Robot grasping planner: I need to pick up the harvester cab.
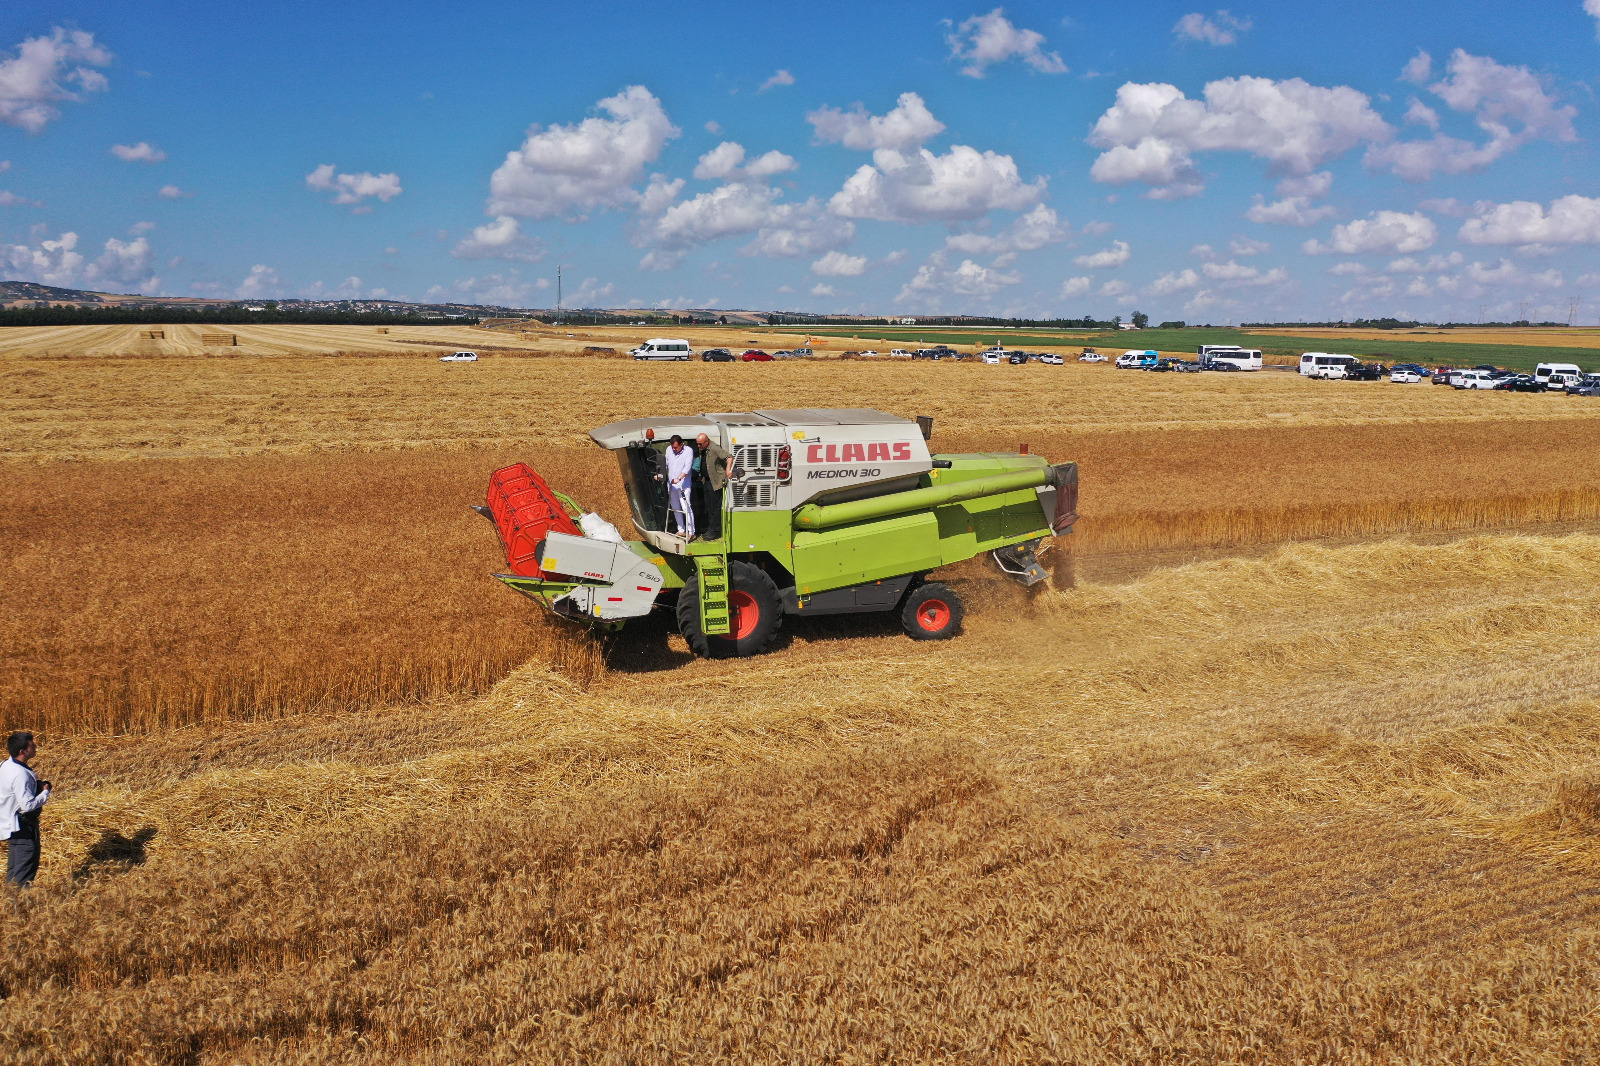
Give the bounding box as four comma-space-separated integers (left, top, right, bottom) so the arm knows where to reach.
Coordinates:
477, 409, 1077, 658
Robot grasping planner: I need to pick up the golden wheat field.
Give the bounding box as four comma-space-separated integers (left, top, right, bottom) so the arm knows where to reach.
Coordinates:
5, 328, 1600, 1063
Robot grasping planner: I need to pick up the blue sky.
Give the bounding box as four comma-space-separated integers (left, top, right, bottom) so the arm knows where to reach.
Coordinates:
5, 1, 1600, 322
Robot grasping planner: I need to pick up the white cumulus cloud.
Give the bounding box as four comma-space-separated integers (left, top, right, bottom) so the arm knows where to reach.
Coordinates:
693, 141, 797, 181
85, 235, 156, 288
1246, 170, 1337, 226
1302, 210, 1437, 255
1457, 194, 1600, 247
0, 28, 112, 133
157, 184, 192, 200
111, 141, 165, 163
1366, 50, 1576, 180
426, 272, 554, 307
0, 230, 83, 285
807, 92, 945, 151
1201, 259, 1288, 286
1088, 77, 1390, 198
944, 203, 1068, 255
487, 85, 678, 219
829, 144, 1046, 223
236, 264, 283, 300
759, 69, 795, 92
898, 252, 1021, 304
1060, 276, 1093, 298
1147, 268, 1201, 295
946, 8, 1066, 78
1073, 240, 1130, 268
1172, 11, 1250, 45
306, 164, 402, 208
811, 250, 868, 276
452, 215, 545, 261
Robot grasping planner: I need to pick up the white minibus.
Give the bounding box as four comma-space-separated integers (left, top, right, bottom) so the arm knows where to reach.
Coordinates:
1536, 362, 1584, 390
630, 338, 694, 361
1198, 344, 1263, 371
1299, 353, 1358, 379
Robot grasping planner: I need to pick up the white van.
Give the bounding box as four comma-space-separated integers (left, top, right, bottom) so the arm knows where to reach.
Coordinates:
630, 338, 693, 361
1454, 369, 1499, 390
1198, 344, 1263, 371
1299, 353, 1358, 379
1536, 362, 1584, 390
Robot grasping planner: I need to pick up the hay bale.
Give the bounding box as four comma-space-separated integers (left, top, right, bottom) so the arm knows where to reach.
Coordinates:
200, 333, 237, 346
143, 329, 164, 340
581, 346, 619, 357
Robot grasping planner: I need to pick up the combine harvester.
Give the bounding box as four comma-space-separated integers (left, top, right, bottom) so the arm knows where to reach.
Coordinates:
475, 409, 1077, 658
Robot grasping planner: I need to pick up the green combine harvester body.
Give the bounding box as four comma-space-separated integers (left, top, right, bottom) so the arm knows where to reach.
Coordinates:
480, 409, 1076, 657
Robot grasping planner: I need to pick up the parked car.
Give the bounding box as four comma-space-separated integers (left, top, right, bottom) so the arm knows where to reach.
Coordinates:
1567, 373, 1600, 396
889, 348, 912, 358
1341, 362, 1386, 381
1390, 367, 1424, 383
741, 349, 772, 361
913, 348, 939, 360
1172, 359, 1204, 373
788, 347, 815, 358
1431, 366, 1455, 384
1008, 351, 1029, 365
1204, 360, 1241, 372
1039, 352, 1063, 365
858, 349, 879, 357
1145, 358, 1176, 372
631, 338, 694, 361
981, 350, 1002, 365
1496, 374, 1548, 392
701, 347, 735, 362
1078, 350, 1108, 363
440, 350, 478, 362
1115, 350, 1159, 369
1454, 369, 1499, 390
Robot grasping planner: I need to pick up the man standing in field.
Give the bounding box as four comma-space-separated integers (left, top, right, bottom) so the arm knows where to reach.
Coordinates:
1, 732, 50, 887
693, 431, 733, 542
664, 434, 695, 539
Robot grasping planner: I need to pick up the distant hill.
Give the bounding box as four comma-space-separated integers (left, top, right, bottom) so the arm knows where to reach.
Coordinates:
0, 281, 129, 305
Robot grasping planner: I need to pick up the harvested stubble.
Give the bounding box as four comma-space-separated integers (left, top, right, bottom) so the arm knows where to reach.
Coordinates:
9, 351, 1600, 461
8, 534, 1600, 1061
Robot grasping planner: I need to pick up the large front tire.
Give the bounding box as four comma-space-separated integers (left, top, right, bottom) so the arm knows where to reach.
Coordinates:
901, 582, 964, 641
677, 560, 783, 658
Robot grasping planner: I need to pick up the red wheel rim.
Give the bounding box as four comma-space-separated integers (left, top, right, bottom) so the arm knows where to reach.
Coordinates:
729, 589, 760, 640
917, 598, 951, 632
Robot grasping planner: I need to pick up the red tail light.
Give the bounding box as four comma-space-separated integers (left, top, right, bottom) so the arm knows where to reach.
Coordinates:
776, 445, 791, 482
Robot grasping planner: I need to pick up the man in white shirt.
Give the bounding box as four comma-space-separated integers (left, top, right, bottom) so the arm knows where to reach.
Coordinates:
664, 435, 695, 538
1, 731, 50, 887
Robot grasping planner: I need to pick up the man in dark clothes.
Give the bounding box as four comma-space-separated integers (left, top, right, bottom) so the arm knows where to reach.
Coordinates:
693, 432, 734, 541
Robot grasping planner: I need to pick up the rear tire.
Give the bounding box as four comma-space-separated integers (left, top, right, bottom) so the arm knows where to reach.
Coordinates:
677, 560, 783, 659
901, 582, 963, 641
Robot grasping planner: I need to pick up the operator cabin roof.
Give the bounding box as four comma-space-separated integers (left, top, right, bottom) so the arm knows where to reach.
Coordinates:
589, 409, 916, 449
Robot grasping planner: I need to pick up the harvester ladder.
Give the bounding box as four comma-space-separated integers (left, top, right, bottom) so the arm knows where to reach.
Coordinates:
696, 554, 731, 635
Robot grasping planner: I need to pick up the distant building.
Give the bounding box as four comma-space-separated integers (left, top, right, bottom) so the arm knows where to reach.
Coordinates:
1118, 322, 1140, 330
896, 317, 916, 325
